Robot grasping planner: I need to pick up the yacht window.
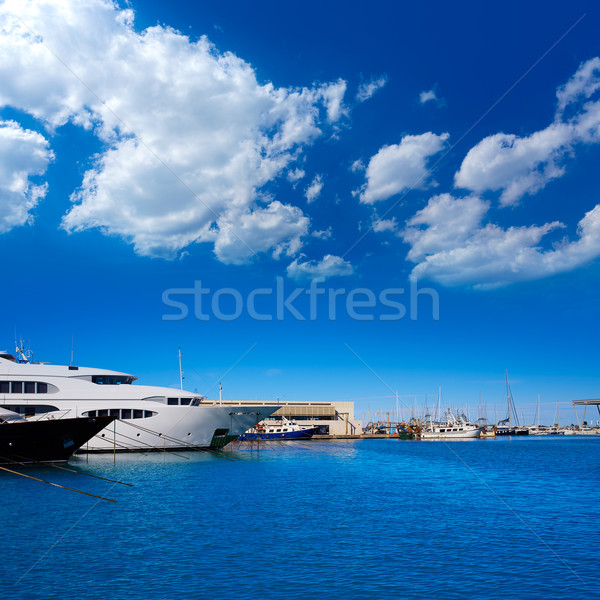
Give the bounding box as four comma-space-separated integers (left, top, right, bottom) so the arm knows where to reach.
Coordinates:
10, 382, 23, 394
82, 409, 156, 419
37, 382, 48, 394
276, 428, 282, 432
0, 382, 8, 393
5, 404, 60, 415
91, 375, 134, 385
24, 382, 36, 394
167, 398, 178, 405
180, 398, 191, 406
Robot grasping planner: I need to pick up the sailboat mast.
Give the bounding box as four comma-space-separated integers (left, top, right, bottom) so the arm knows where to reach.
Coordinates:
505, 369, 511, 428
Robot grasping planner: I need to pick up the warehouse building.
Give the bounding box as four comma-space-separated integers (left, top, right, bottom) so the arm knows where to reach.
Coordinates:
206, 399, 362, 436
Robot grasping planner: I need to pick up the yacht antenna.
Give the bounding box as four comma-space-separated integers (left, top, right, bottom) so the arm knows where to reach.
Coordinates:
15, 338, 31, 364
219, 382, 223, 406
178, 347, 184, 390
70, 334, 74, 366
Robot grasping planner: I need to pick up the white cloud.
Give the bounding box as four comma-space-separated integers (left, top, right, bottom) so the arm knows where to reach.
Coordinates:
455, 58, 600, 206
319, 79, 348, 123
402, 194, 600, 288
311, 227, 332, 240
213, 201, 309, 265
304, 174, 323, 203
287, 168, 305, 184
372, 217, 398, 233
556, 57, 600, 115
350, 159, 365, 173
356, 75, 387, 103
286, 254, 354, 281
358, 132, 449, 204
454, 125, 572, 206
419, 89, 437, 104
0, 0, 348, 262
0, 120, 53, 232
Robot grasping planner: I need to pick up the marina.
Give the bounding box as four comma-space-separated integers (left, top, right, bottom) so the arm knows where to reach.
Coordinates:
1, 436, 598, 600
2, 0, 600, 598
0, 347, 278, 452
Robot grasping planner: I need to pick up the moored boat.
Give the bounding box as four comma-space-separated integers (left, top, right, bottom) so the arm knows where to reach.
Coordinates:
0, 408, 115, 464
420, 410, 483, 439
238, 417, 317, 441
0, 346, 278, 452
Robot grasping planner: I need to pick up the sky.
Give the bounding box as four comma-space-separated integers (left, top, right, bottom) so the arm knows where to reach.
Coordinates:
1, 0, 600, 426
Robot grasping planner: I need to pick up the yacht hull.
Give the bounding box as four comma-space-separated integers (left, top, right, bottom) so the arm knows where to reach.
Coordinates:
69, 404, 278, 452
0, 416, 115, 464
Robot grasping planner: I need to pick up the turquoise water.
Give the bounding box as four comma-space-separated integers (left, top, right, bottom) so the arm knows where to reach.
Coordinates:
1, 437, 599, 599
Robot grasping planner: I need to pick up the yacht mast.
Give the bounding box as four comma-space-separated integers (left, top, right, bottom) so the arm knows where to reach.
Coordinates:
178, 347, 183, 390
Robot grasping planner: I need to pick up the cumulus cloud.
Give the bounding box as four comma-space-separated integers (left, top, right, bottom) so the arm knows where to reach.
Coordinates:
358, 132, 449, 204
372, 217, 398, 233
455, 58, 600, 206
311, 227, 332, 240
356, 75, 387, 103
213, 201, 309, 265
0, 120, 53, 232
304, 174, 323, 203
287, 168, 305, 185
286, 254, 354, 281
402, 194, 600, 288
0, 0, 348, 261
556, 57, 600, 116
321, 80, 348, 123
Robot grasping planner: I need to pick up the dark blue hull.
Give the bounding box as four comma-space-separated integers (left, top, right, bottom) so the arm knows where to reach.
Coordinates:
238, 427, 317, 441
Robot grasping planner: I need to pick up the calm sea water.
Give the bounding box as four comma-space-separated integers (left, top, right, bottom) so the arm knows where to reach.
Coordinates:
1, 436, 599, 599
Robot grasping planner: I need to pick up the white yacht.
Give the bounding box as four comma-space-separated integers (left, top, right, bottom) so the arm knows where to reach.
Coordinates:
0, 348, 278, 452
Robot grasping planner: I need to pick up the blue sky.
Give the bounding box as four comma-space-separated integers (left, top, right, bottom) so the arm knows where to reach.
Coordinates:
1, 0, 599, 425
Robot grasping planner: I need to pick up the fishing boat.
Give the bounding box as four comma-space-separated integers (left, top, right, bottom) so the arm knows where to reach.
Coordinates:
0, 407, 115, 464
420, 409, 483, 439
0, 346, 278, 452
238, 417, 318, 441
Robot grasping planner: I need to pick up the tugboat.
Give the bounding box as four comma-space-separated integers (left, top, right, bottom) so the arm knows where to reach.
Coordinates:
0, 407, 115, 464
